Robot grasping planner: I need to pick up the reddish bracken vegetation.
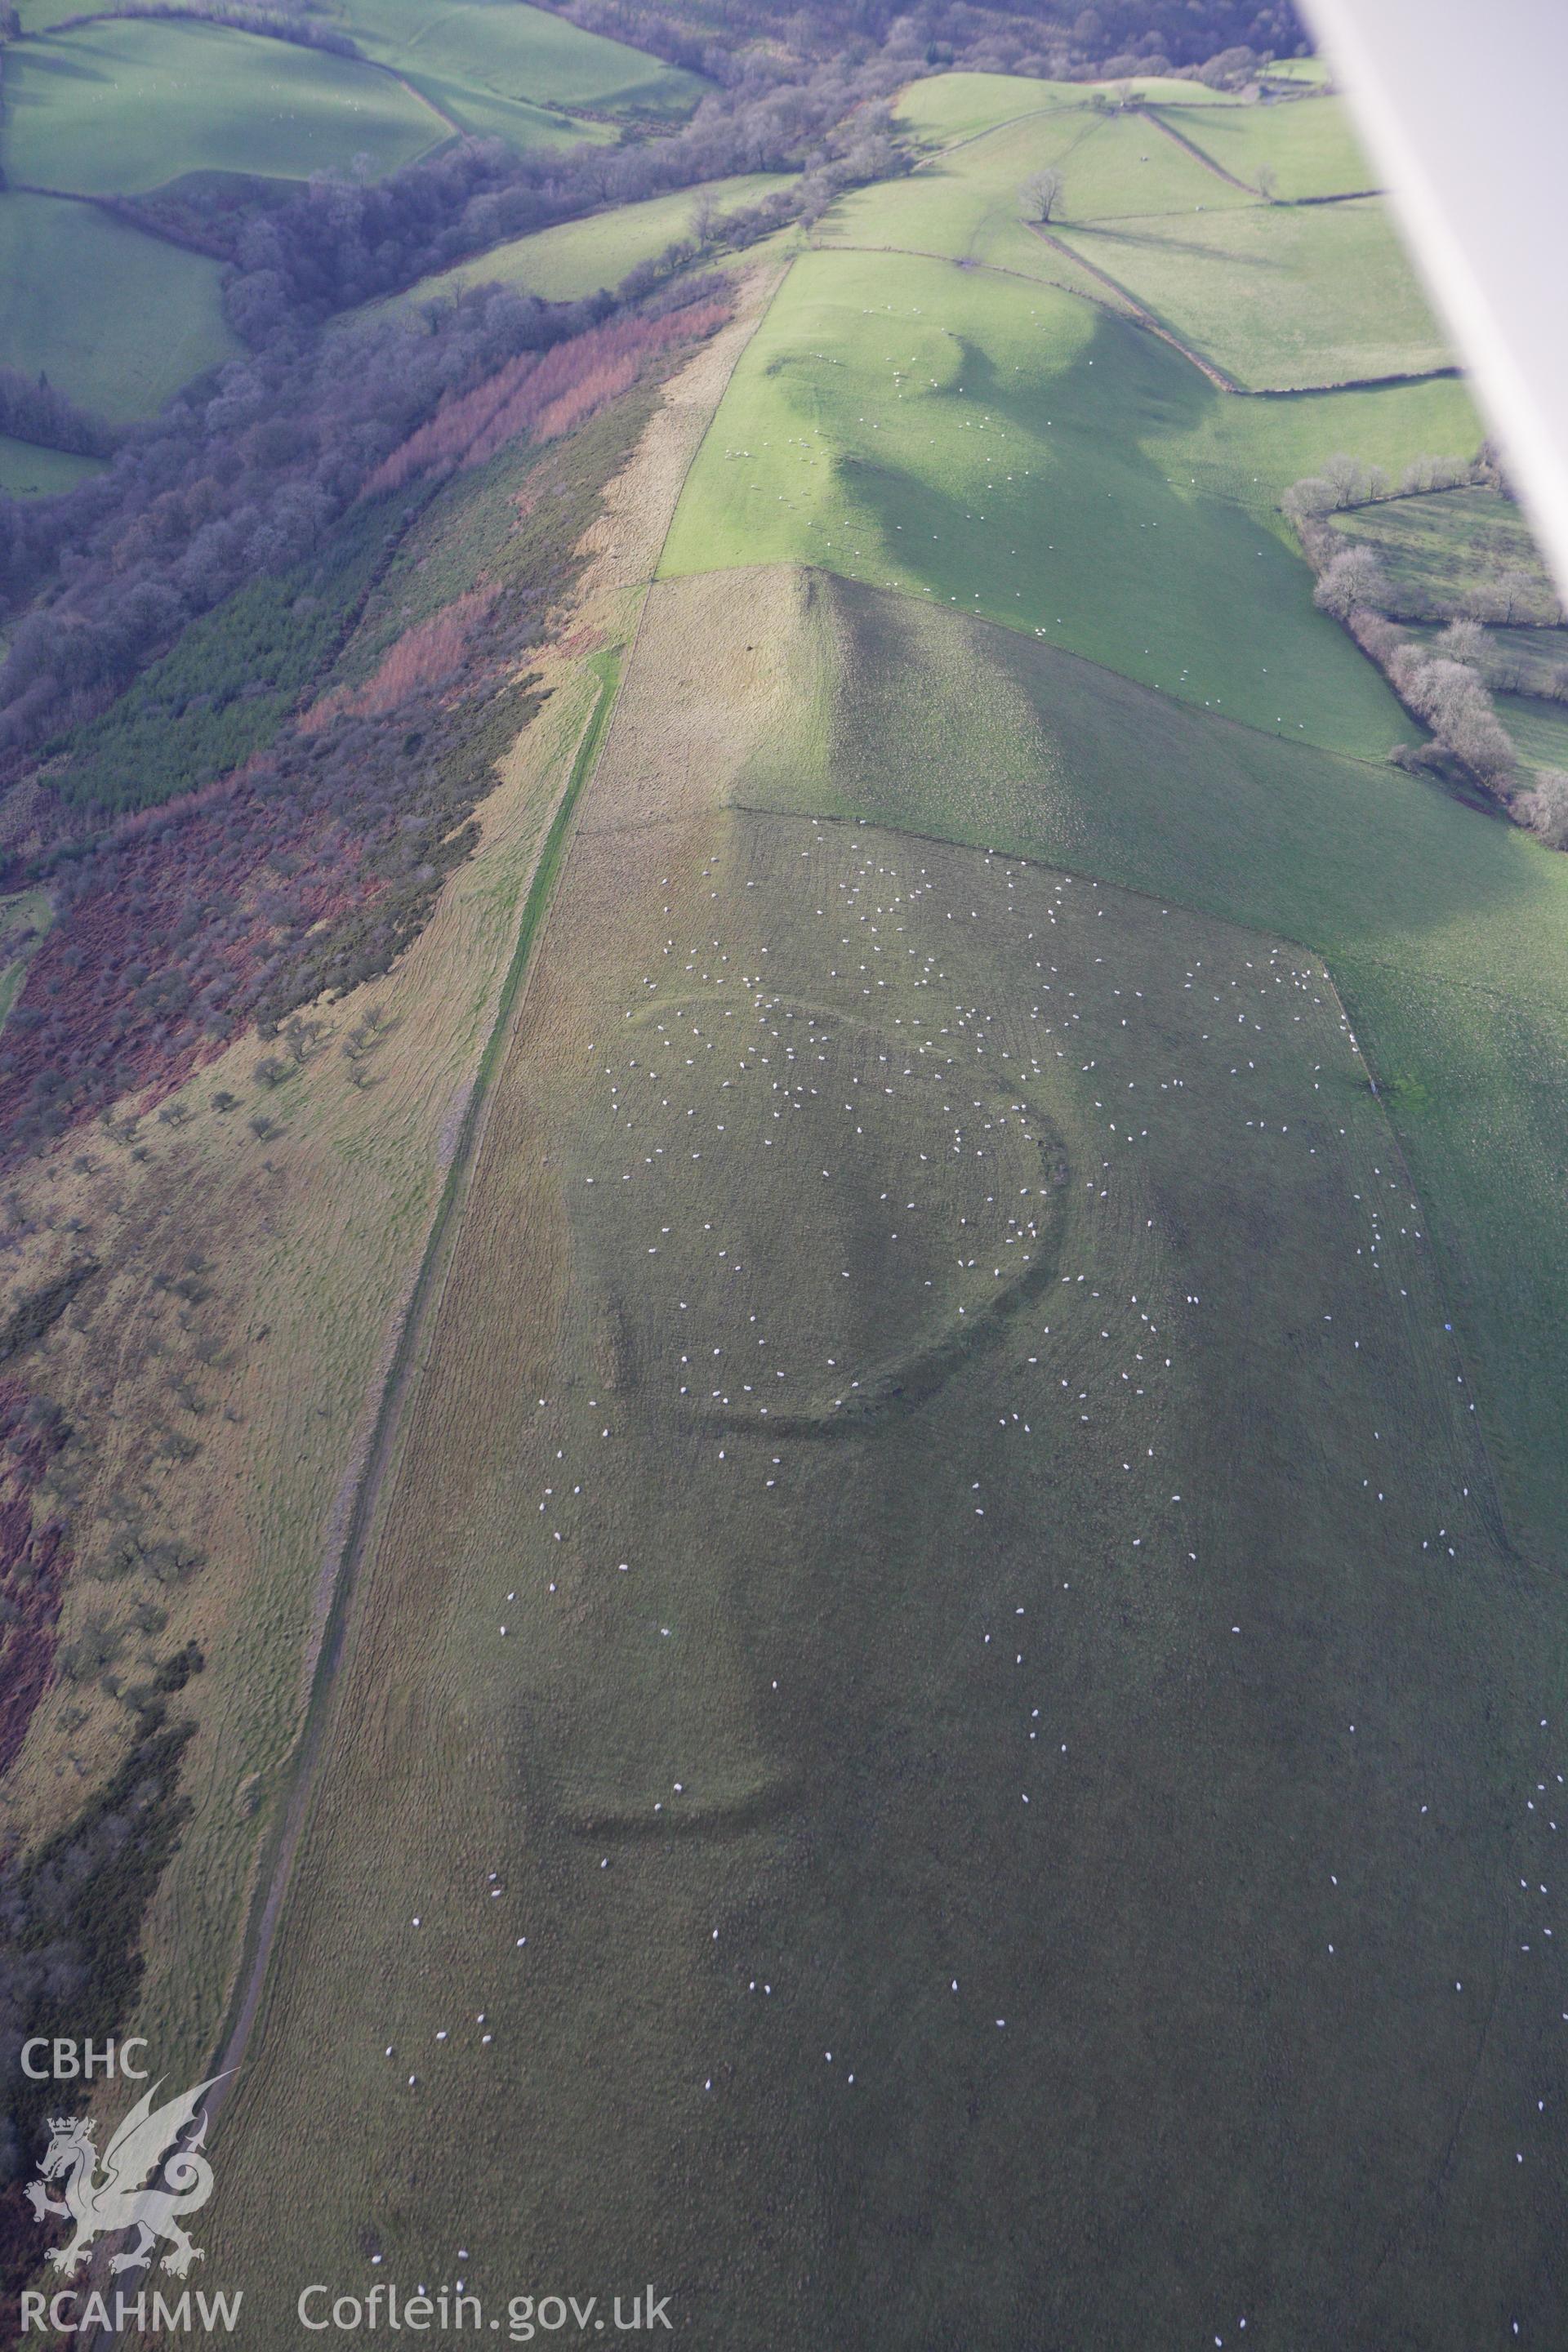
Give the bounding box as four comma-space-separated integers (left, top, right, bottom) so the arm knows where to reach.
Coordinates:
301, 586, 500, 733
362, 300, 731, 497
0, 772, 381, 1145
0, 1379, 73, 1775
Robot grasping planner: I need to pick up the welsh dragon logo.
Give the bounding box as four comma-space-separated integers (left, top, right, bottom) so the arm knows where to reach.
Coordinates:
24, 2075, 224, 2278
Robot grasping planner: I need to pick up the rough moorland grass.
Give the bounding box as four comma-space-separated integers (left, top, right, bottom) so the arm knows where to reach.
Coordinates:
1331, 486, 1557, 617
1155, 94, 1378, 200
374, 174, 794, 315
0, 190, 239, 419
2, 20, 444, 196
1054, 196, 1449, 390
677, 562, 1568, 1569
0, 430, 103, 499
660, 247, 1477, 758
203, 768, 1548, 2350
328, 0, 708, 117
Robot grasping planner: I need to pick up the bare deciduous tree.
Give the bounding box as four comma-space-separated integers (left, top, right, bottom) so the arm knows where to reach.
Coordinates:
1435, 618, 1489, 668
1022, 167, 1064, 224
1520, 768, 1568, 848
1312, 546, 1390, 620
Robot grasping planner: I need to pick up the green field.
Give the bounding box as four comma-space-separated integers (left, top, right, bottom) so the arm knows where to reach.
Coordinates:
670, 562, 1568, 1572
378, 174, 795, 314
818, 98, 1253, 297
1470, 622, 1568, 693
2, 20, 447, 196
1155, 94, 1378, 200
0, 431, 102, 498
1496, 689, 1568, 773
327, 0, 706, 125
891, 70, 1246, 152
860, 78, 1433, 394
661, 246, 1477, 759
1331, 485, 1558, 620
203, 609, 1553, 2339
1263, 55, 1334, 84
0, 190, 240, 419
1056, 195, 1449, 389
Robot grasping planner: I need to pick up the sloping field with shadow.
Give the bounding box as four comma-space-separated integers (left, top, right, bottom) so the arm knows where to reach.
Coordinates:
201, 560, 1562, 2347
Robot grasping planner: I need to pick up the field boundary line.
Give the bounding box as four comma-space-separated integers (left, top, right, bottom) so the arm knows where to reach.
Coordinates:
1023, 222, 1242, 390
1146, 101, 1383, 207
201, 653, 619, 2126
812, 231, 1454, 399
1145, 105, 1259, 194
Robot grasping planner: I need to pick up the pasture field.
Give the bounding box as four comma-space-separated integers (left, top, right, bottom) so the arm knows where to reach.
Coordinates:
1495, 690, 1568, 773
379, 174, 794, 313
1264, 55, 1335, 84
1407, 621, 1568, 700
1330, 485, 1559, 619
817, 100, 1251, 295
0, 432, 101, 498
1472, 623, 1568, 693
0, 190, 239, 419
1056, 195, 1450, 389
203, 629, 1557, 2341
661, 562, 1568, 1567
1154, 94, 1378, 200
359, 72, 612, 150
660, 246, 1479, 759
328, 0, 708, 118
2, 20, 444, 197
891, 70, 1246, 151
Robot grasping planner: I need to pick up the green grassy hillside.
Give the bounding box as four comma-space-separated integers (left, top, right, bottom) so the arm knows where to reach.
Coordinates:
693, 564, 1568, 1569
817, 100, 1250, 292
837, 76, 1434, 392
376, 174, 795, 313
207, 757, 1552, 2347
327, 0, 709, 118
2, 20, 446, 196
0, 189, 240, 419
1056, 196, 1449, 389
0, 431, 103, 498
1155, 94, 1378, 199
890, 70, 1246, 151
661, 247, 1476, 758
